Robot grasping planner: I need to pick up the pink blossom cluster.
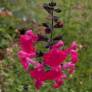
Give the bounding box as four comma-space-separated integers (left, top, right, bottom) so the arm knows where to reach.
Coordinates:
18, 30, 78, 89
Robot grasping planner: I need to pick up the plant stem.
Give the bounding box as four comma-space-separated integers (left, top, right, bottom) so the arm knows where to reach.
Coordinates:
50, 0, 54, 43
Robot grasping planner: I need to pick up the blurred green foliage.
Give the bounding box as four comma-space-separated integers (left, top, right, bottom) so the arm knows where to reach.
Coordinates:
0, 0, 92, 92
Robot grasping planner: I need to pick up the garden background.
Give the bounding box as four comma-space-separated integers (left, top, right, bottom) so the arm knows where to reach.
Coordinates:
0, 0, 92, 92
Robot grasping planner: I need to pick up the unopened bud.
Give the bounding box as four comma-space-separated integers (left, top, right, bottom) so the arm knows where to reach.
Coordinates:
49, 2, 56, 7
55, 8, 61, 13
54, 21, 64, 28
45, 27, 52, 34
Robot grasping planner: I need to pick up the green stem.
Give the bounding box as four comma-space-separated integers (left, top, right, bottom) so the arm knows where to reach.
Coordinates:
50, 1, 54, 44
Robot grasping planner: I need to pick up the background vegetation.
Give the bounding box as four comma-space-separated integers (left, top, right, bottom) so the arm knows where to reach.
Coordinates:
0, 0, 92, 92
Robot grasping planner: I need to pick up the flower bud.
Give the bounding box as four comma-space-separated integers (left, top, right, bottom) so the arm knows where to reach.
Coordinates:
42, 23, 49, 27
37, 34, 48, 41
17, 28, 27, 34
45, 45, 50, 48
45, 27, 52, 34
23, 84, 28, 91
43, 3, 53, 14
53, 35, 63, 40
36, 51, 44, 57
55, 8, 61, 13
0, 49, 4, 60
49, 2, 56, 7
42, 23, 52, 34
54, 21, 64, 28
53, 16, 59, 22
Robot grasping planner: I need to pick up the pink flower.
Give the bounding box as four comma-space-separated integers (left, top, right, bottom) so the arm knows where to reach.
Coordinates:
29, 66, 46, 89
18, 50, 37, 70
70, 50, 78, 64
70, 41, 78, 50
63, 62, 75, 70
35, 80, 44, 89
29, 65, 65, 89
26, 30, 38, 43
68, 66, 75, 74
63, 62, 75, 74
43, 49, 67, 67
19, 30, 38, 53
19, 35, 36, 53
45, 68, 61, 80
18, 51, 30, 70
53, 79, 64, 88
52, 40, 64, 49
29, 66, 46, 81
18, 29, 79, 89
64, 41, 78, 54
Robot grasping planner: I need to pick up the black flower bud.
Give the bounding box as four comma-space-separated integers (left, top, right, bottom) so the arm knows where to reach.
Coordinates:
45, 45, 49, 48
42, 23, 49, 27
53, 35, 63, 40
45, 27, 52, 34
43, 3, 54, 14
37, 34, 48, 41
0, 49, 4, 60
8, 26, 14, 30
53, 16, 59, 22
42, 23, 52, 34
36, 51, 44, 57
45, 41, 55, 48
23, 84, 28, 92
49, 2, 56, 7
54, 21, 64, 28
55, 8, 61, 13
16, 28, 27, 34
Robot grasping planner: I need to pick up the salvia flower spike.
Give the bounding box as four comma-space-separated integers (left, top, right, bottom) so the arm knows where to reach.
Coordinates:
18, 0, 79, 90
